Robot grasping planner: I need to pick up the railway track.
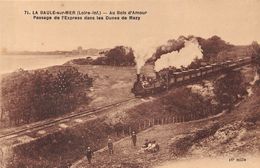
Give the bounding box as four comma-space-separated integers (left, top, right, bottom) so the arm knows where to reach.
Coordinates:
0, 97, 136, 141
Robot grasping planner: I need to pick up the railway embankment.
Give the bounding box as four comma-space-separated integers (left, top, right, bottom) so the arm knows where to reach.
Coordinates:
0, 98, 142, 168
1, 60, 258, 167
72, 82, 260, 168
0, 63, 137, 167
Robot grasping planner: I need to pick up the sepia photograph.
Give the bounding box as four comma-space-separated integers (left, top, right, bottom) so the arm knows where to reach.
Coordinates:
0, 0, 260, 167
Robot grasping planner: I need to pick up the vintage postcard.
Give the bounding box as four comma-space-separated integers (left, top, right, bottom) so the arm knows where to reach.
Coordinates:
0, 0, 259, 168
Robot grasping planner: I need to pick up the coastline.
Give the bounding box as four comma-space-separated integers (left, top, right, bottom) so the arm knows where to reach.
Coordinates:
0, 54, 99, 76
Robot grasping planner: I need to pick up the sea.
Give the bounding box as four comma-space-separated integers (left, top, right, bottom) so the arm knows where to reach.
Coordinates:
0, 54, 95, 74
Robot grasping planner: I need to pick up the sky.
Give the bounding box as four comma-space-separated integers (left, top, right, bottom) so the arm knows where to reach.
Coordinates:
0, 0, 260, 51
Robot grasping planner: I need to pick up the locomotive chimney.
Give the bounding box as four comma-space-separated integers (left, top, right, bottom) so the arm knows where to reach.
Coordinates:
155, 72, 159, 79
136, 74, 140, 82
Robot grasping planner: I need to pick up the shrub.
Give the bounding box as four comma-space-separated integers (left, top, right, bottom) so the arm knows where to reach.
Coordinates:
1, 67, 93, 126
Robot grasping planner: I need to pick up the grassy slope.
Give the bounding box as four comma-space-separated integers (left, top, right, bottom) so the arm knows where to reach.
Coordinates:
70, 64, 136, 107
72, 82, 260, 168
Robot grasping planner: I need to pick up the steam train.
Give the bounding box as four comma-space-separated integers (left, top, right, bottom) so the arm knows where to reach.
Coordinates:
131, 56, 256, 97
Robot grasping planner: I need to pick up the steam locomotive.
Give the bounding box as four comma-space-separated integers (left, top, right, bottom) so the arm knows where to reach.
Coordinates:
131, 56, 255, 97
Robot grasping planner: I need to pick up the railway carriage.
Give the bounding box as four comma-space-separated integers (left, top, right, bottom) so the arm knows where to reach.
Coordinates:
190, 69, 198, 78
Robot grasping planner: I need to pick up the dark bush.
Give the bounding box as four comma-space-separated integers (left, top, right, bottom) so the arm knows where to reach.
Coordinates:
214, 70, 247, 109
71, 46, 136, 66
72, 57, 94, 65
197, 35, 234, 61
1, 67, 93, 126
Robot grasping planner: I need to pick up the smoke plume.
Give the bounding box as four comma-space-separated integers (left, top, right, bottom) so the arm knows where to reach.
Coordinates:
132, 37, 169, 74
154, 38, 203, 72
153, 37, 186, 60
133, 47, 155, 74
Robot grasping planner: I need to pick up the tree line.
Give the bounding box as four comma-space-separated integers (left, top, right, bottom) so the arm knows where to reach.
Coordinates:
72, 46, 136, 66
72, 36, 260, 68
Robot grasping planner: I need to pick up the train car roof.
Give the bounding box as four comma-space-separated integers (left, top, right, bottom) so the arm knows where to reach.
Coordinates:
183, 70, 192, 73
173, 72, 182, 75
199, 67, 207, 70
